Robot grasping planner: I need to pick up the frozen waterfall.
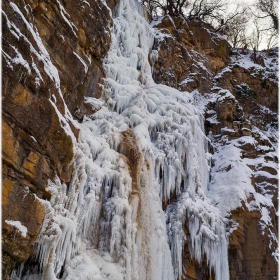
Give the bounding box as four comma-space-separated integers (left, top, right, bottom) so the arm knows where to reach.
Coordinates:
28, 0, 230, 279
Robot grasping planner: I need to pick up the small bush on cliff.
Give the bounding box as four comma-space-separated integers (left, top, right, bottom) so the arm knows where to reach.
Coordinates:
234, 83, 256, 99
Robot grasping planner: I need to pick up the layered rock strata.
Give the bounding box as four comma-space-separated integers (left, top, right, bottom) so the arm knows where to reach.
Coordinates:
2, 0, 115, 277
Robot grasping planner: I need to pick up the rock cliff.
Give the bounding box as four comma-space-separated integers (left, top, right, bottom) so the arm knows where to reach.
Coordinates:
2, 0, 114, 277
2, 0, 278, 279
152, 15, 278, 279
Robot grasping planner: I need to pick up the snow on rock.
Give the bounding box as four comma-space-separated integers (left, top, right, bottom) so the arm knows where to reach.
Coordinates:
5, 220, 28, 238
203, 75, 278, 264
73, 51, 88, 74
208, 135, 256, 213
5, 2, 77, 145
230, 48, 278, 83
56, 0, 78, 37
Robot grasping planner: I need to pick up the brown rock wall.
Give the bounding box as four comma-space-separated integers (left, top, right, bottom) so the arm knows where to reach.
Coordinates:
2, 0, 116, 277
229, 208, 278, 280
2, 160, 46, 280
152, 15, 277, 280
215, 60, 278, 117
152, 16, 230, 93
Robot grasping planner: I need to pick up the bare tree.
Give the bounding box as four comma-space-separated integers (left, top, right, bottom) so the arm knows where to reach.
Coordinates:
140, 0, 160, 16
248, 20, 263, 51
141, 0, 276, 50
186, 0, 225, 20
142, 0, 247, 25
166, 0, 190, 15
141, 0, 190, 17
266, 31, 278, 48
250, 0, 279, 49
220, 13, 250, 48
255, 0, 278, 32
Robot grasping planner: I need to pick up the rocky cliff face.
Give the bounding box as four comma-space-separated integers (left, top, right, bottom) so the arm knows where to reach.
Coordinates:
2, 1, 278, 279
2, 0, 115, 277
151, 15, 278, 280
152, 15, 230, 93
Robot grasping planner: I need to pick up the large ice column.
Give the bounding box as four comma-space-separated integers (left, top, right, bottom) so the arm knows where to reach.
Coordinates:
103, 0, 229, 279
103, 0, 175, 279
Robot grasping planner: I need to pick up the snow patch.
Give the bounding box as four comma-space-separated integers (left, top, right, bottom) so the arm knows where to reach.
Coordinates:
5, 220, 28, 238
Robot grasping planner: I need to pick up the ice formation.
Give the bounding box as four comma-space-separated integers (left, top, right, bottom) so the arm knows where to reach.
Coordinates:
22, 0, 232, 279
